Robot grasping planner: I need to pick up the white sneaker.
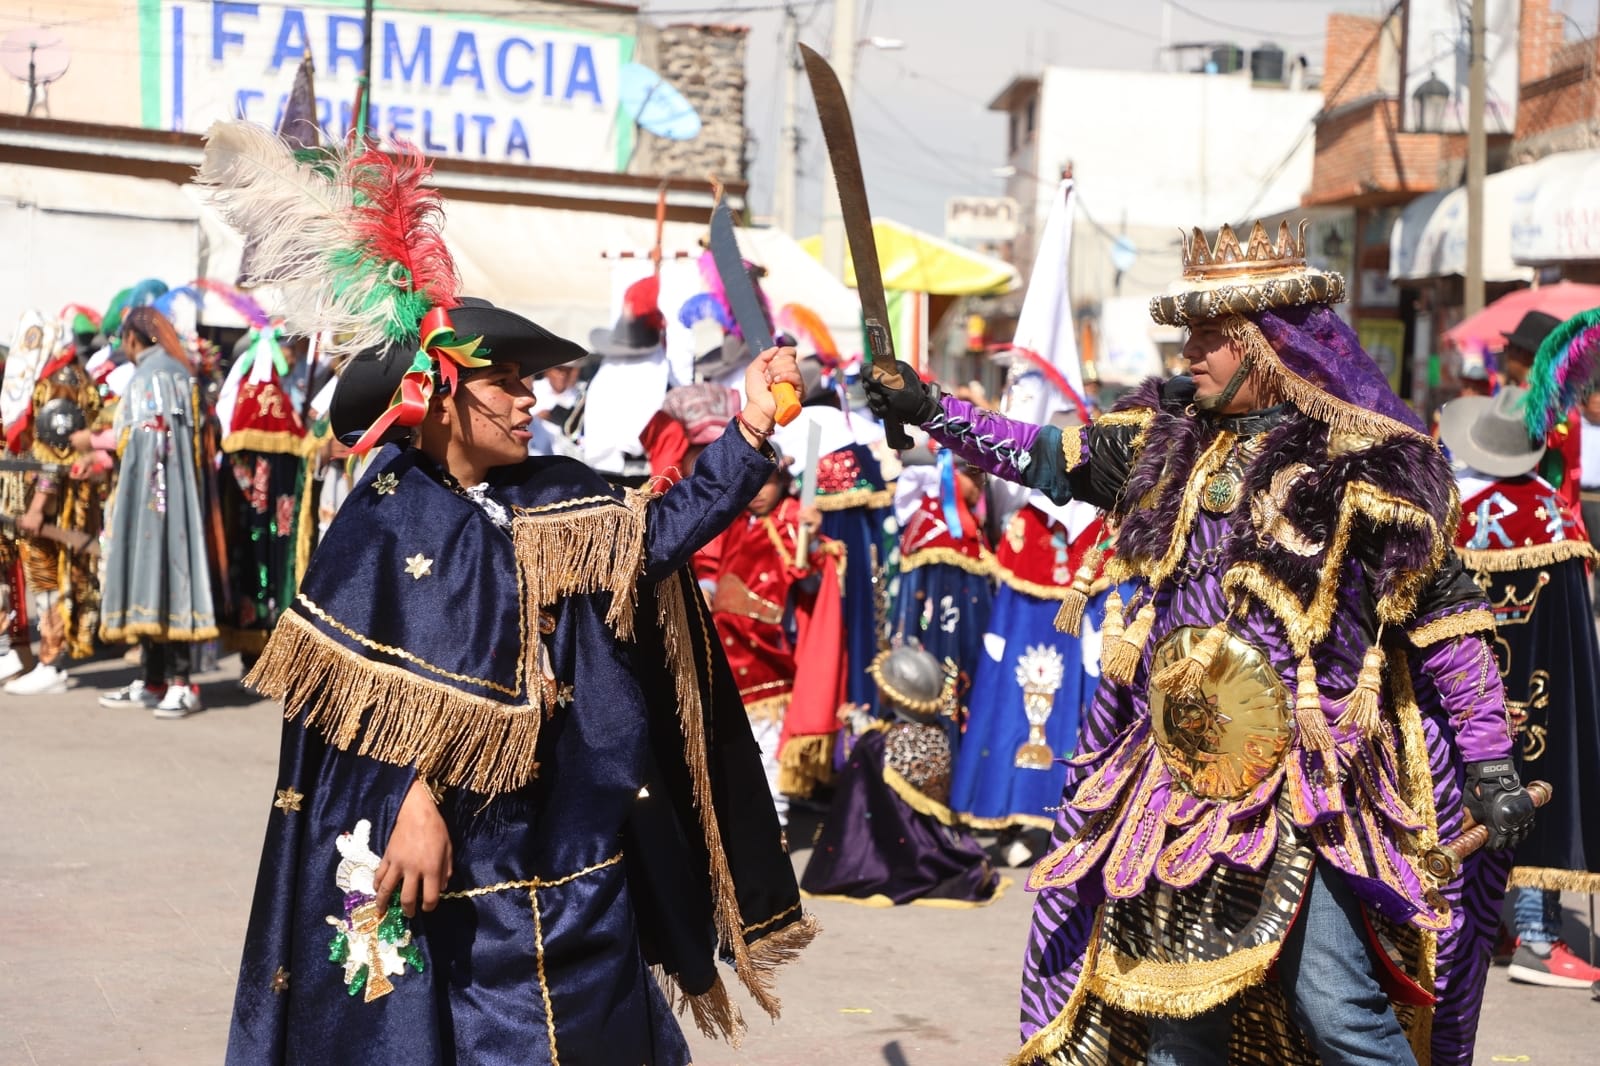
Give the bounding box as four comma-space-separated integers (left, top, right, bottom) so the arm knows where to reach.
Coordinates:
0, 649, 25, 682
4, 663, 68, 695
153, 686, 203, 719
1003, 837, 1035, 869
99, 681, 163, 709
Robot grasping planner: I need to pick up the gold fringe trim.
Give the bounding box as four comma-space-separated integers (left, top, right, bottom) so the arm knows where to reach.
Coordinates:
294, 433, 320, 587
220, 428, 308, 457
246, 611, 543, 795
746, 911, 821, 966
742, 692, 791, 723
1224, 315, 1424, 442
666, 973, 746, 1047
99, 620, 220, 642
777, 733, 834, 797
1150, 621, 1227, 699
814, 486, 894, 512
1007, 906, 1106, 1066
959, 811, 1057, 831
882, 765, 957, 826
802, 878, 1009, 909
221, 626, 270, 656
1456, 539, 1597, 573
1408, 608, 1495, 648
1224, 480, 1449, 658
1509, 866, 1600, 893
993, 567, 1075, 603
899, 545, 996, 576
1085, 938, 1282, 1020
512, 490, 650, 643
657, 576, 799, 1020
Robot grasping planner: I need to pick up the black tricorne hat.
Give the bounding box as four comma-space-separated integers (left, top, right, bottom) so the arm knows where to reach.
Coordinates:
330, 297, 585, 446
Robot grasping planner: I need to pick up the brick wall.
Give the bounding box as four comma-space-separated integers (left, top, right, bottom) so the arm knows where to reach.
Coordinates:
1308, 98, 1442, 204
1521, 0, 1565, 85
1323, 13, 1383, 109
627, 24, 748, 181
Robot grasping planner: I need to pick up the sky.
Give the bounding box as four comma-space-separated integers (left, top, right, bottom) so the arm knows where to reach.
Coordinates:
640, 0, 1600, 237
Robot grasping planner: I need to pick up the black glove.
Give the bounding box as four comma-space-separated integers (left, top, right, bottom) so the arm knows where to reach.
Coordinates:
1463, 758, 1536, 851
861, 360, 943, 427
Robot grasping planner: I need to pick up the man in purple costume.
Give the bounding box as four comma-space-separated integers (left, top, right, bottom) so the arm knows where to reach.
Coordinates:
865, 221, 1535, 1066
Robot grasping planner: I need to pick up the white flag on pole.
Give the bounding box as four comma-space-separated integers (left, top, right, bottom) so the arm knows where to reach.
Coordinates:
1003, 179, 1082, 425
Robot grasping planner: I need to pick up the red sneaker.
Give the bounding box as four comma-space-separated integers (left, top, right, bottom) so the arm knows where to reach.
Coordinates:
1507, 941, 1600, 988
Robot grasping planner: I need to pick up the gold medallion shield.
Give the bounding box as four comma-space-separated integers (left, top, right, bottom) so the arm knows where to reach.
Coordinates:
1150, 626, 1292, 800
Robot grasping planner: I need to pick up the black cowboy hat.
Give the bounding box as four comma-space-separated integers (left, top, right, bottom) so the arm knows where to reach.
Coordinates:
330, 297, 585, 446
1501, 311, 1562, 355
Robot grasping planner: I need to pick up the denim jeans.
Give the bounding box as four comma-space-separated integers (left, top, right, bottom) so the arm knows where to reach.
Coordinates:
1146, 863, 1418, 1066
1511, 887, 1563, 946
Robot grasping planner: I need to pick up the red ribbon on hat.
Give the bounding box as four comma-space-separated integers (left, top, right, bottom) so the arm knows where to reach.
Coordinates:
347, 307, 491, 455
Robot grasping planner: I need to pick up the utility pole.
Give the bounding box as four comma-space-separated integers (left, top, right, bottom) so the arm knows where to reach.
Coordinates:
1465, 0, 1486, 315
820, 0, 857, 278
775, 6, 800, 236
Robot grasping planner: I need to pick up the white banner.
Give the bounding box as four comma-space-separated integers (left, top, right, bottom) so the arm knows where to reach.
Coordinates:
1402, 0, 1519, 135
146, 1, 636, 170
1006, 180, 1081, 416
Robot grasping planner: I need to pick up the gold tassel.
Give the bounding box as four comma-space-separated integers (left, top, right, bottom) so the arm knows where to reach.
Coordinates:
1102, 602, 1155, 686
1053, 543, 1107, 636
1294, 654, 1337, 785
1096, 589, 1126, 680
1336, 644, 1386, 739
1150, 622, 1228, 699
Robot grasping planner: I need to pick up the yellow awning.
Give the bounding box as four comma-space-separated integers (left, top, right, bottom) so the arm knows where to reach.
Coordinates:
800, 217, 1021, 296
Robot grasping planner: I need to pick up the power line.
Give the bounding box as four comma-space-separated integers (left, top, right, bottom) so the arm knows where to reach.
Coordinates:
1032, 0, 1156, 41
1164, 1, 1329, 41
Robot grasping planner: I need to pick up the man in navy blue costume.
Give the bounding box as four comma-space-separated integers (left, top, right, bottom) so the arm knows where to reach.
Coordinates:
226, 297, 813, 1065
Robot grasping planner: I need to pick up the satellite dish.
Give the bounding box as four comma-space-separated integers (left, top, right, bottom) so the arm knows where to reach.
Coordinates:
618, 63, 702, 141
1, 26, 71, 116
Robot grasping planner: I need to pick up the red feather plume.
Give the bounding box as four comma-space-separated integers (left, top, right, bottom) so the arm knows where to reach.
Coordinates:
346, 142, 460, 314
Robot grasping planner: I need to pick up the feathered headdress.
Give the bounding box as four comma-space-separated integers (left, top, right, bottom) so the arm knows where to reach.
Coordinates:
695, 248, 770, 339
1525, 307, 1600, 442
197, 120, 489, 452
677, 292, 733, 332
775, 302, 838, 363
193, 278, 274, 331
103, 278, 169, 336
58, 304, 101, 338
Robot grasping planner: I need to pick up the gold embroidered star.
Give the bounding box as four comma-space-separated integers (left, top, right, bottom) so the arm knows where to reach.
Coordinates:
273, 787, 304, 813
271, 967, 290, 994
373, 472, 399, 496
404, 553, 434, 580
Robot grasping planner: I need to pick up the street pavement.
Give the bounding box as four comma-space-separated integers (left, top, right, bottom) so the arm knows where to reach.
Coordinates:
2, 650, 1596, 1065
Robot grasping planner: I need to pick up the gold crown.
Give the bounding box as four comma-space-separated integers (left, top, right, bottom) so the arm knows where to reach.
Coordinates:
1181, 220, 1309, 280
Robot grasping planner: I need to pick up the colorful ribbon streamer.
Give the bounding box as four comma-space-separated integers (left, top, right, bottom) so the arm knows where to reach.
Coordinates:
348, 307, 489, 455
937, 448, 965, 541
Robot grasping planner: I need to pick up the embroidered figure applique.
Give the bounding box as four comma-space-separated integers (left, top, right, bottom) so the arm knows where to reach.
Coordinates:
325, 820, 425, 1002
1466, 492, 1517, 550
1014, 644, 1066, 769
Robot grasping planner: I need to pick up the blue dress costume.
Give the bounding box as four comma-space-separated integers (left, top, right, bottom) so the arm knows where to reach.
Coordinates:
226, 422, 815, 1065
950, 499, 1108, 830
809, 442, 893, 717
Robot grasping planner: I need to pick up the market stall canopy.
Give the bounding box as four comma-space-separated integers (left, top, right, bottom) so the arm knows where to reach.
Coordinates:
0, 162, 240, 334
1510, 148, 1600, 264
1441, 280, 1600, 353
1390, 164, 1539, 283
799, 217, 1022, 295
